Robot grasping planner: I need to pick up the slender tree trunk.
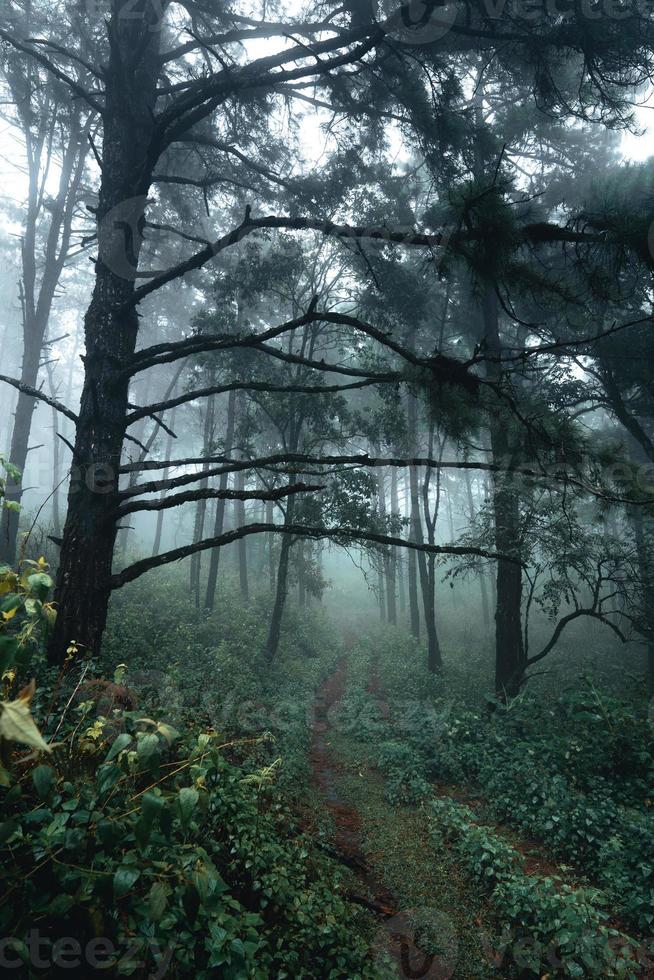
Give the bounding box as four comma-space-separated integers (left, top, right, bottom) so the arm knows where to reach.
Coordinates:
297, 540, 307, 606
45, 361, 61, 539
204, 387, 237, 609
405, 471, 420, 637
2, 316, 44, 560
377, 559, 387, 623
151, 405, 177, 557
464, 470, 491, 627
408, 396, 442, 672
119, 369, 153, 555
377, 467, 397, 625
628, 462, 654, 692
266, 499, 275, 591
1, 114, 87, 563
390, 467, 406, 616
263, 495, 295, 662
235, 468, 249, 601
190, 393, 216, 606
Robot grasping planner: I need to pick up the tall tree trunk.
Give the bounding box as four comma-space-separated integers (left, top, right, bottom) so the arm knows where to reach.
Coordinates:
262, 495, 295, 663
1, 114, 87, 563
377, 467, 397, 625
408, 396, 442, 672
266, 499, 275, 591
482, 287, 525, 696
234, 468, 249, 601
297, 540, 307, 606
204, 387, 237, 609
190, 393, 216, 606
405, 471, 420, 637
390, 466, 406, 616
151, 405, 177, 557
48, 6, 162, 664
45, 360, 61, 539
464, 470, 491, 627
631, 507, 654, 693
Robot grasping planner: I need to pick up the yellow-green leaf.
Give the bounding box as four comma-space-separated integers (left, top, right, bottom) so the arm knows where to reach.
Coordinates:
0, 681, 51, 753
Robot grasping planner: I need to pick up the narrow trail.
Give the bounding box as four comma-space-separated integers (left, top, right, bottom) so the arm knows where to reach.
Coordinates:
309, 653, 396, 917
307, 632, 493, 978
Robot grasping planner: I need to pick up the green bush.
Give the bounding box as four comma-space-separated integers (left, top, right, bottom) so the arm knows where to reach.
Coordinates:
428, 798, 639, 978
1, 691, 377, 979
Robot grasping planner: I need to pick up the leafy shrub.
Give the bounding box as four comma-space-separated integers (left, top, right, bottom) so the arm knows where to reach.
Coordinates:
0, 556, 56, 679
428, 798, 639, 978
376, 741, 430, 805
1, 686, 378, 979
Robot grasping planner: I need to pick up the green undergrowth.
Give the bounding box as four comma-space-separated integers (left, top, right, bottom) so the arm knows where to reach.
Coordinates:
337, 628, 654, 966
0, 672, 378, 978
101, 571, 344, 798
0, 577, 389, 978
329, 732, 499, 979
429, 796, 641, 978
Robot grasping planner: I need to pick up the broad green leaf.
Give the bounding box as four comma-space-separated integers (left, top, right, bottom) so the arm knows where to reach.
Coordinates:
177, 786, 199, 825
23, 598, 42, 618
141, 791, 165, 824
106, 732, 132, 761
0, 594, 22, 614
32, 764, 56, 800
113, 866, 140, 899
147, 881, 169, 922
136, 732, 160, 766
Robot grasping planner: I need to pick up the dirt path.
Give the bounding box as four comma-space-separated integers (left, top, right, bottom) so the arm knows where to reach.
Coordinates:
309, 656, 396, 916
308, 652, 497, 978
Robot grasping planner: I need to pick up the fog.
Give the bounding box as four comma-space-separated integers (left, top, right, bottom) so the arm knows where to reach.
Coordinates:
1, 1, 654, 976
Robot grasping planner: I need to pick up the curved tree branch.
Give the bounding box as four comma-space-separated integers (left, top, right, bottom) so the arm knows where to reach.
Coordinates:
110, 522, 513, 589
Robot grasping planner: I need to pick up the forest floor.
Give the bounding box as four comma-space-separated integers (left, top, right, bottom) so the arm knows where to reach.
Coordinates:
307, 650, 501, 979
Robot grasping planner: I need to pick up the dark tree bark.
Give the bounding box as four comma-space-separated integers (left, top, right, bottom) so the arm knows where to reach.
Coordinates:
48, 5, 162, 664
481, 287, 525, 697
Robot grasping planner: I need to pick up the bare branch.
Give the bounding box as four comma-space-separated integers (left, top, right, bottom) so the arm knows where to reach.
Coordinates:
115, 481, 322, 518
110, 522, 511, 589
126, 378, 382, 425
0, 374, 77, 423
